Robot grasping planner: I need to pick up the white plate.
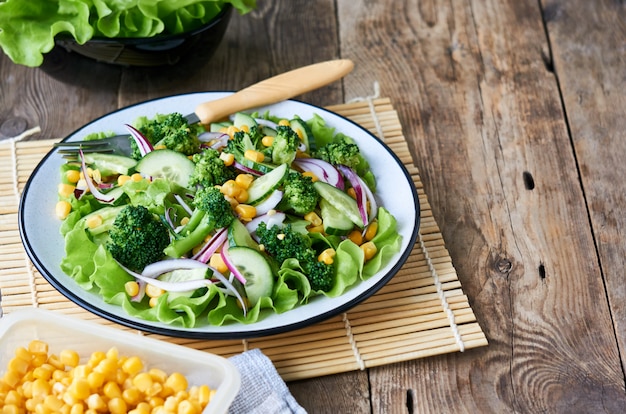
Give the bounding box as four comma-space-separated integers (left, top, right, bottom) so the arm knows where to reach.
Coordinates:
19, 92, 419, 339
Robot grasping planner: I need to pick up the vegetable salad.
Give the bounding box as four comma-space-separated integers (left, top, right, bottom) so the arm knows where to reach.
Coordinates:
56, 110, 402, 328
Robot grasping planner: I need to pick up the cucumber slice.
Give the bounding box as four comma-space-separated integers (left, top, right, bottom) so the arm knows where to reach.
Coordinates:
157, 268, 209, 303
233, 112, 258, 130
210, 121, 231, 132
319, 198, 354, 235
83, 153, 137, 176
228, 219, 259, 250
289, 118, 315, 152
135, 149, 195, 188
313, 181, 364, 228
247, 162, 288, 205
227, 246, 274, 305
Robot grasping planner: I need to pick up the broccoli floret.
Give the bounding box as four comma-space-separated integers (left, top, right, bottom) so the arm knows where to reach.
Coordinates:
271, 125, 300, 165
314, 137, 363, 170
164, 186, 235, 258
278, 171, 320, 215
106, 205, 170, 272
225, 127, 264, 157
256, 222, 334, 291
188, 148, 236, 188
132, 112, 202, 159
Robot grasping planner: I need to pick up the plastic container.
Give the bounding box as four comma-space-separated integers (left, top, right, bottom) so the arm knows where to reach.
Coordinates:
0, 308, 240, 413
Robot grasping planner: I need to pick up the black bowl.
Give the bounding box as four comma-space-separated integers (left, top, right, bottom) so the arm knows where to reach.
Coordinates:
54, 5, 232, 67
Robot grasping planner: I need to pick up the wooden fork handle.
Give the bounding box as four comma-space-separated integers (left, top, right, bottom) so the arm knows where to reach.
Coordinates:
194, 59, 354, 125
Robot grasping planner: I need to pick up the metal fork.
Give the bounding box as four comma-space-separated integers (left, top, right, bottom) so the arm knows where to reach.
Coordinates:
54, 134, 135, 158
51, 59, 355, 158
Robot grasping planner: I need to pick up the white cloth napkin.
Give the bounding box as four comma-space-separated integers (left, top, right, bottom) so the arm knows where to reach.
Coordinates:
228, 349, 307, 414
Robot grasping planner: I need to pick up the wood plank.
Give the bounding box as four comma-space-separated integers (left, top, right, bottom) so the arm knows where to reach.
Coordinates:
542, 0, 626, 374
338, 0, 626, 412
0, 45, 121, 141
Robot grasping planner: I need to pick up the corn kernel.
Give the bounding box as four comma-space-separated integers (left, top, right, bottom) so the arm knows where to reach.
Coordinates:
180, 216, 190, 226
304, 212, 322, 226
197, 385, 212, 405
301, 171, 318, 182
209, 254, 228, 274
235, 173, 254, 189
307, 225, 325, 234
106, 397, 127, 414
122, 356, 143, 377
44, 394, 64, 411
131, 173, 143, 182
235, 204, 256, 220
145, 284, 165, 298
360, 241, 378, 261
58, 183, 76, 198
234, 188, 249, 203
347, 230, 363, 245
86, 371, 105, 390
132, 373, 153, 393
122, 387, 141, 405
244, 149, 264, 163
55, 201, 72, 220
347, 187, 357, 199
69, 378, 90, 400
239, 124, 250, 133
85, 215, 103, 230
220, 180, 241, 198
103, 381, 122, 399
318, 248, 336, 265
70, 403, 84, 414
165, 372, 188, 394
219, 151, 235, 166
65, 169, 81, 184
60, 349, 80, 368
32, 365, 53, 381
124, 281, 140, 297
148, 368, 168, 383
278, 119, 290, 127
117, 175, 132, 186
226, 125, 240, 138
86, 393, 106, 411
153, 144, 167, 150
364, 221, 378, 241
149, 296, 160, 308
8, 356, 30, 375
261, 136, 274, 147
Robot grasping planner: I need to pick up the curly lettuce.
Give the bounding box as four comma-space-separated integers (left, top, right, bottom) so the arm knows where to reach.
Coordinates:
0, 0, 256, 67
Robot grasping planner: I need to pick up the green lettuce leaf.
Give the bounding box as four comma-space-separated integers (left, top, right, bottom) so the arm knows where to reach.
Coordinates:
0, 0, 257, 67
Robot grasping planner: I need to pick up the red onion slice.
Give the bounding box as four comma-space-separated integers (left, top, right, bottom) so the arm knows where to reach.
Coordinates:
337, 165, 369, 225
125, 124, 153, 157
194, 228, 228, 263
79, 150, 115, 203
233, 161, 263, 176
293, 158, 344, 189
220, 245, 247, 285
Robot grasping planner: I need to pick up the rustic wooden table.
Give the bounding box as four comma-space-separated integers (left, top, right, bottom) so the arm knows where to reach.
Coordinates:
1, 0, 625, 412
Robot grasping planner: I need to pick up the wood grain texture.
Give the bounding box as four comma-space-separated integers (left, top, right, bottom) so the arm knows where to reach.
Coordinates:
0, 47, 121, 141
2, 0, 625, 412
543, 0, 626, 371
338, 0, 626, 412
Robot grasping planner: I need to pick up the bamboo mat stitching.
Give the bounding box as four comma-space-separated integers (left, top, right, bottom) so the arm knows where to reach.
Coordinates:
5, 127, 43, 316
347, 89, 466, 355
342, 313, 365, 370
419, 235, 465, 352
347, 82, 384, 143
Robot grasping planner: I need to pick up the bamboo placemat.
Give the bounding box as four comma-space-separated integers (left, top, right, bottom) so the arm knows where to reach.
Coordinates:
0, 98, 487, 381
